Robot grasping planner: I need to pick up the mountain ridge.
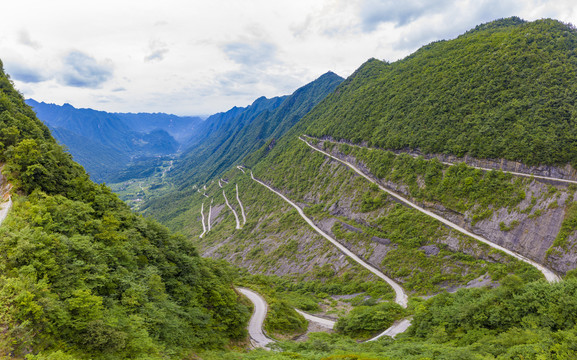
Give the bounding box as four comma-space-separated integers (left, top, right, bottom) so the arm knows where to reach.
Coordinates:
26, 99, 191, 182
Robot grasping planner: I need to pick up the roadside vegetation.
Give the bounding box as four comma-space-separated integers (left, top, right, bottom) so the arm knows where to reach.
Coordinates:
202, 277, 577, 359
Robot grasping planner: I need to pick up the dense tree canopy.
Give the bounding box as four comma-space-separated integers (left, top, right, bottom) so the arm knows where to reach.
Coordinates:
0, 60, 249, 359
304, 18, 577, 168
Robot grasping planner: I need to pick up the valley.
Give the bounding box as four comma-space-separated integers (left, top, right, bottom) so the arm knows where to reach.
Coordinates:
3, 15, 577, 360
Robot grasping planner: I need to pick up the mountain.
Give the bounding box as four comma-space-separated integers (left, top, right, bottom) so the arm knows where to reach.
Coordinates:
26, 99, 187, 182
114, 112, 203, 143
6, 15, 577, 360
0, 60, 249, 358
303, 17, 577, 168
140, 18, 577, 358
169, 71, 344, 187
240, 17, 577, 277
49, 126, 130, 181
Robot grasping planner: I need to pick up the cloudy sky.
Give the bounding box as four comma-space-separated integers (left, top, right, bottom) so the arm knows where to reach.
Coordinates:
1, 0, 576, 116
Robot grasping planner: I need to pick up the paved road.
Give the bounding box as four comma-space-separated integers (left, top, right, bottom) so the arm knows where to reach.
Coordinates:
240, 286, 411, 346
251, 172, 409, 307
299, 137, 561, 283
236, 184, 247, 225
367, 318, 412, 341
237, 287, 274, 348
303, 135, 577, 185
294, 309, 335, 329
199, 202, 206, 238
223, 190, 242, 229
0, 196, 11, 226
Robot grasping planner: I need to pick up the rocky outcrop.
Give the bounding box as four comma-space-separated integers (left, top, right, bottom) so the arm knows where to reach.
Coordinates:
317, 138, 576, 275
547, 232, 577, 274
0, 167, 13, 226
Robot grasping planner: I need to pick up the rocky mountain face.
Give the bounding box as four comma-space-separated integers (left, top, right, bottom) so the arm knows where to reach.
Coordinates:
312, 137, 577, 276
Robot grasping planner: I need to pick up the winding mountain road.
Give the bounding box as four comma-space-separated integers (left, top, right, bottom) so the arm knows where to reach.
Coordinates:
237, 287, 274, 348
239, 285, 410, 348
199, 202, 207, 238
0, 196, 11, 226
236, 184, 247, 225
299, 137, 561, 283
223, 190, 242, 229
304, 136, 577, 185
295, 309, 335, 329
250, 171, 409, 307
367, 318, 412, 341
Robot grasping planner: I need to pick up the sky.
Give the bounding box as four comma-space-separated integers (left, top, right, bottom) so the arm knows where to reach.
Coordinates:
1, 0, 576, 116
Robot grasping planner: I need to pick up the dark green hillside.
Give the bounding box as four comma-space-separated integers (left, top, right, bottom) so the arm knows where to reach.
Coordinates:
26, 100, 182, 182
50, 126, 130, 181
168, 71, 343, 188
170, 95, 287, 187
0, 62, 248, 358
304, 18, 577, 167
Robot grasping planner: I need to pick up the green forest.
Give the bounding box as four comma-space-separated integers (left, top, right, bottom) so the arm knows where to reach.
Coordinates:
0, 61, 249, 359
4, 16, 577, 360
303, 18, 577, 168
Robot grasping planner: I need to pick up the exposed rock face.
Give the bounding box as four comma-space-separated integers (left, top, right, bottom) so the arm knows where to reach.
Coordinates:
317, 138, 577, 275
199, 177, 378, 281
546, 232, 577, 274
421, 245, 440, 256
372, 236, 391, 245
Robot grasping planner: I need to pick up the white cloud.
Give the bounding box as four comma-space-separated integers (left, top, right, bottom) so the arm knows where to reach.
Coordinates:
222, 41, 277, 66
359, 0, 455, 30
59, 51, 114, 88
144, 39, 170, 62
17, 29, 41, 50
0, 0, 576, 115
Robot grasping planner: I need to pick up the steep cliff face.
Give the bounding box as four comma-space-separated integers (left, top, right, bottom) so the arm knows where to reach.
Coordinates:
387, 148, 577, 182
314, 138, 576, 276
547, 232, 577, 273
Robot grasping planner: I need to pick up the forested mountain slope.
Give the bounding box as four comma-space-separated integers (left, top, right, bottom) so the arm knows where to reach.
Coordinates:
139, 72, 343, 217
150, 17, 577, 358
49, 126, 130, 182
139, 20, 577, 356
303, 17, 577, 171
224, 17, 577, 279
26, 99, 186, 182
146, 18, 577, 281
0, 61, 249, 359
168, 71, 343, 187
